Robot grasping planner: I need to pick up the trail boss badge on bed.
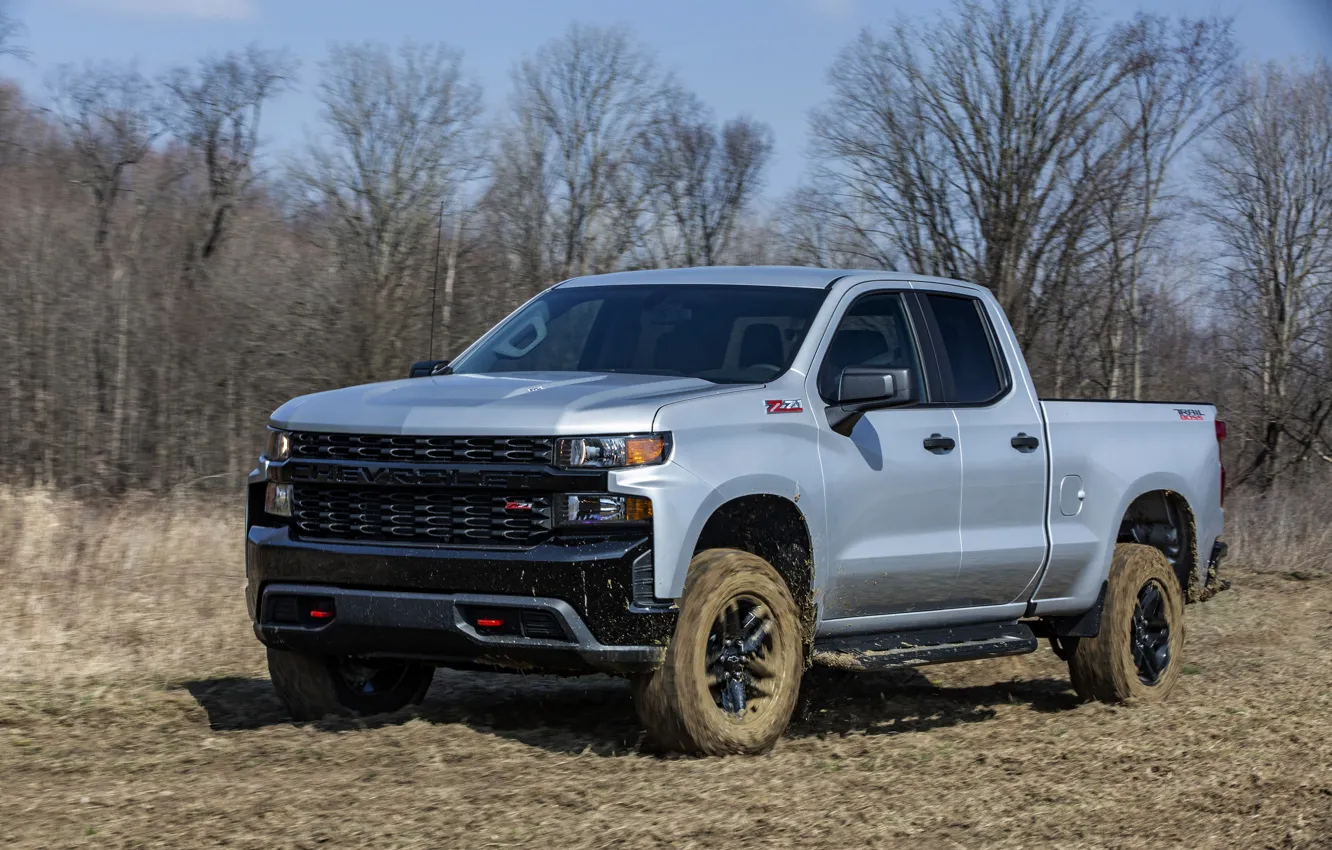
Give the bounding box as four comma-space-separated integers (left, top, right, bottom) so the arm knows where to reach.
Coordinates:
765, 399, 804, 414
1175, 408, 1206, 421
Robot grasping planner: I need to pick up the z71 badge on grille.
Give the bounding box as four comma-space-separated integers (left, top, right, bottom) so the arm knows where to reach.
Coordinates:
765, 399, 804, 414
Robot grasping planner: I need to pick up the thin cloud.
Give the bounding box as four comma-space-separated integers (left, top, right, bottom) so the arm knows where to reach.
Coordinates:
77, 0, 258, 20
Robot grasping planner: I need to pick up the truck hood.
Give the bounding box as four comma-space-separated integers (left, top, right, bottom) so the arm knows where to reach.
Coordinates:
270, 372, 746, 435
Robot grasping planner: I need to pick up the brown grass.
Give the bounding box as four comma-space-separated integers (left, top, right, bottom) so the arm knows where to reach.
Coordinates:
2, 486, 1332, 848
0, 487, 253, 681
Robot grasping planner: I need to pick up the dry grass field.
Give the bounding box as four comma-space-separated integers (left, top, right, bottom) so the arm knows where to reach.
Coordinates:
2, 486, 1331, 849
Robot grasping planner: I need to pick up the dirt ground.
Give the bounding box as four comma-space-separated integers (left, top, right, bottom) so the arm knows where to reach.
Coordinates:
2, 557, 1331, 850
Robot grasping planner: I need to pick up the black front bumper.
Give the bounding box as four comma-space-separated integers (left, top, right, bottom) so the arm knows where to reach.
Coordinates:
246, 525, 675, 675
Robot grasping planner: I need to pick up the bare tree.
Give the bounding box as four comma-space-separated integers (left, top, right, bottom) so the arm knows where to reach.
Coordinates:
162, 45, 296, 276
773, 182, 881, 269
157, 47, 295, 480
810, 0, 1137, 342
297, 41, 483, 381
1096, 14, 1236, 397
1199, 62, 1332, 489
46, 63, 166, 481
47, 63, 164, 249
483, 98, 554, 295
503, 24, 664, 282
636, 89, 773, 267
0, 0, 28, 62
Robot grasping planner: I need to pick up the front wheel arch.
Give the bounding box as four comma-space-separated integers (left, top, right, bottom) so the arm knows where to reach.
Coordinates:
690, 494, 817, 652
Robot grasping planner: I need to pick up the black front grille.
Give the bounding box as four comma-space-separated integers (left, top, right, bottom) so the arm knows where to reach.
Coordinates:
291, 487, 552, 546
289, 433, 556, 465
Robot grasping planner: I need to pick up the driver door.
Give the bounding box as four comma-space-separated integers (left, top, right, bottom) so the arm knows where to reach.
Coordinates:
813, 288, 963, 621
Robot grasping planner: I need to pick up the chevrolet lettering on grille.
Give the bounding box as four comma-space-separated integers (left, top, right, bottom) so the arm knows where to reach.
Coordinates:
286, 462, 542, 489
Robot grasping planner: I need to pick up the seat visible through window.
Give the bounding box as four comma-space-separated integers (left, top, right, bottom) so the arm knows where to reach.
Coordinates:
738, 323, 784, 368
652, 328, 711, 375
817, 293, 922, 402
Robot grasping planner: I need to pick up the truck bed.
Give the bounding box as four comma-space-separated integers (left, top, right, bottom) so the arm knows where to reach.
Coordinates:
1032, 398, 1224, 615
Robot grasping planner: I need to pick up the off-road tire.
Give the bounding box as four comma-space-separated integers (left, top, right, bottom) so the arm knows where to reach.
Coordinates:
632, 549, 803, 756
1066, 543, 1185, 703
267, 648, 434, 720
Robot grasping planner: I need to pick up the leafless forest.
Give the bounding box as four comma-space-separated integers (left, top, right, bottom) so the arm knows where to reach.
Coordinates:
0, 0, 1329, 496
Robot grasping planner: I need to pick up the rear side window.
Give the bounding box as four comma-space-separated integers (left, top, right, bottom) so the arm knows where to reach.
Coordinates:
924, 294, 1005, 404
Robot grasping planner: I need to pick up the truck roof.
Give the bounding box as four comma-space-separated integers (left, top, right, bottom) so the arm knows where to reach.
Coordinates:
555, 265, 988, 294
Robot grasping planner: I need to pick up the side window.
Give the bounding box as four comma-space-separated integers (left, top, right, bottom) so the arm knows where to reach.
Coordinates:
924, 294, 1005, 404
817, 292, 923, 403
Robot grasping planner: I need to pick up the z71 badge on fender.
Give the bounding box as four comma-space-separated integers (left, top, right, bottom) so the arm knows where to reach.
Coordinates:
765, 399, 804, 414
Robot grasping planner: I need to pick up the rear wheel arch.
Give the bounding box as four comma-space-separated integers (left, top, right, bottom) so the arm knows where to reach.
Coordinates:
1117, 489, 1199, 600
690, 494, 817, 649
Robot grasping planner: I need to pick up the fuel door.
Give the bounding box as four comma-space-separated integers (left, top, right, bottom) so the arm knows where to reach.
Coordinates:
1059, 474, 1085, 517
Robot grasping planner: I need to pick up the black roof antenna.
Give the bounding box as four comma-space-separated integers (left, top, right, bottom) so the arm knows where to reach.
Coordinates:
427, 200, 445, 361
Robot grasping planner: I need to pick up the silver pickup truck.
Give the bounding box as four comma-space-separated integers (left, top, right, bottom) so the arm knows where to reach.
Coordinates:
246, 266, 1227, 755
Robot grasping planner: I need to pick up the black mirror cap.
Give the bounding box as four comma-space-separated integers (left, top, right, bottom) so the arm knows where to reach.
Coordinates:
409, 359, 451, 378
827, 366, 918, 436
836, 366, 915, 405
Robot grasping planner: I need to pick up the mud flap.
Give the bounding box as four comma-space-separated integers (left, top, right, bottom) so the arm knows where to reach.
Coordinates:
1031, 581, 1106, 639
1198, 540, 1231, 601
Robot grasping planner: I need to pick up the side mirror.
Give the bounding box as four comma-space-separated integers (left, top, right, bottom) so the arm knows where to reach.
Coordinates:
836, 366, 914, 405
827, 366, 916, 436
409, 359, 451, 378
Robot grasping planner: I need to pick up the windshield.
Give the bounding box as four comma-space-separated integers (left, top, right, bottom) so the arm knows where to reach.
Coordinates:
450, 284, 829, 384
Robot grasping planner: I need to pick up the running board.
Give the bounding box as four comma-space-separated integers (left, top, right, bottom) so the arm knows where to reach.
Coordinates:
811, 622, 1038, 672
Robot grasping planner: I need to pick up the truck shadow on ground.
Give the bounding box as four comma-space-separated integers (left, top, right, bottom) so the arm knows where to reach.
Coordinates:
183, 667, 1081, 756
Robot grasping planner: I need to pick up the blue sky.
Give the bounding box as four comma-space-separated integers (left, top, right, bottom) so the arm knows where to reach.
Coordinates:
5, 0, 1332, 194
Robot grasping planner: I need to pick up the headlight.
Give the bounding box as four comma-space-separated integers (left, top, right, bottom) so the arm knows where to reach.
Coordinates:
264, 483, 293, 517
556, 434, 669, 469
265, 428, 292, 462
555, 494, 652, 526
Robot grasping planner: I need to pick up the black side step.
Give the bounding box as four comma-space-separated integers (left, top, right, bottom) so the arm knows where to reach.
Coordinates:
811, 622, 1038, 672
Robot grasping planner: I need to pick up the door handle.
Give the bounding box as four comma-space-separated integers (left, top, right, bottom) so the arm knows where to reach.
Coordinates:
1011, 432, 1040, 452
923, 433, 956, 454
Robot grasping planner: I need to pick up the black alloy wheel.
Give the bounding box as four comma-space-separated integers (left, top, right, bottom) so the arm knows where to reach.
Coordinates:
1130, 580, 1172, 686
705, 595, 777, 717
267, 647, 434, 720
334, 658, 417, 699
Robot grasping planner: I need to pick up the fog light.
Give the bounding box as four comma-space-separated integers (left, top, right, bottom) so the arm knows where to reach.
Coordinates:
264, 483, 293, 517
555, 494, 651, 526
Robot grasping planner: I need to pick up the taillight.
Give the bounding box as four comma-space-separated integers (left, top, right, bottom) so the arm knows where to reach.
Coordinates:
1216, 419, 1226, 507
1215, 420, 1227, 442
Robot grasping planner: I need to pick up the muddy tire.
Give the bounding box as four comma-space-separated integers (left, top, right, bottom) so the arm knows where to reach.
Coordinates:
267, 648, 433, 720
632, 548, 803, 756
1066, 543, 1185, 703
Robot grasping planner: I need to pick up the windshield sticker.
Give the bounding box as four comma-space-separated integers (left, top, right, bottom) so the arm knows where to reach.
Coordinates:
766, 399, 804, 414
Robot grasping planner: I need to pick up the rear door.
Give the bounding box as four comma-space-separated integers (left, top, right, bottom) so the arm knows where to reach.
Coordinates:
813, 286, 963, 619
916, 288, 1048, 608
